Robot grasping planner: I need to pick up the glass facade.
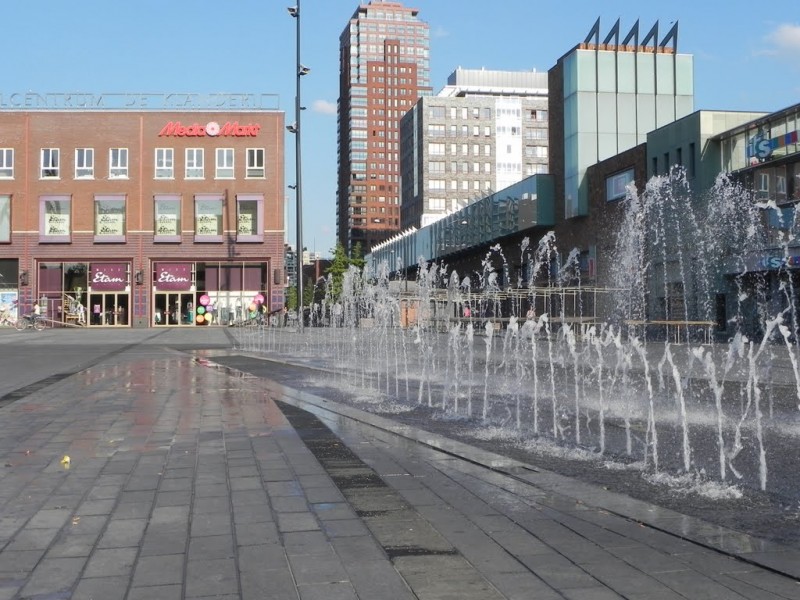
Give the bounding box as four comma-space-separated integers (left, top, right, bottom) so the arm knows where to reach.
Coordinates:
562, 48, 694, 218
369, 175, 555, 272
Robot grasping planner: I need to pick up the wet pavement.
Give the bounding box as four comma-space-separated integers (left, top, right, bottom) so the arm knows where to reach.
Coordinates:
0, 327, 798, 599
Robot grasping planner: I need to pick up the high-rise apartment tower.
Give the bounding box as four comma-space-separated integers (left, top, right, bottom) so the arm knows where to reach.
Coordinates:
337, 0, 431, 253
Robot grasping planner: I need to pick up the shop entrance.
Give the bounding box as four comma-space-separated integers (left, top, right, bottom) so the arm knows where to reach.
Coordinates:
88, 293, 129, 326
154, 292, 195, 326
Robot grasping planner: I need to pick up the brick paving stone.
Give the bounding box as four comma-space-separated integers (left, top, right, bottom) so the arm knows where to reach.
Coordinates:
341, 558, 417, 600
240, 567, 297, 600
128, 584, 183, 600
46, 533, 99, 559
185, 557, 239, 597
191, 513, 233, 537
188, 534, 235, 561
235, 519, 280, 546
232, 503, 274, 524
5, 528, 60, 552
0, 549, 44, 574
97, 518, 147, 548
238, 544, 289, 571
19, 556, 86, 597
0, 331, 798, 600
288, 554, 350, 585
296, 581, 359, 600
83, 547, 137, 578
71, 575, 129, 600
131, 553, 185, 587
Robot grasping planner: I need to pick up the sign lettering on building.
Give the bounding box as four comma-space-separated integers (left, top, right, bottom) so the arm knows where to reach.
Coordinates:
158, 121, 261, 138
0, 92, 279, 111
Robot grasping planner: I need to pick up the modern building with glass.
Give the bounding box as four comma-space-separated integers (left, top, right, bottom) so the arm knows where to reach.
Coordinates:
399, 68, 549, 230
370, 20, 697, 293
336, 0, 431, 253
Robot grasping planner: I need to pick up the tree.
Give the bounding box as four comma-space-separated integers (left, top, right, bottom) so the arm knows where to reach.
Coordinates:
285, 285, 298, 310
325, 242, 351, 301
350, 242, 366, 270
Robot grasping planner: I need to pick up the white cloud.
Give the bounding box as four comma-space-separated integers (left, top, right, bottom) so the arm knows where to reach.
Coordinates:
763, 23, 800, 58
312, 99, 337, 115
432, 25, 448, 39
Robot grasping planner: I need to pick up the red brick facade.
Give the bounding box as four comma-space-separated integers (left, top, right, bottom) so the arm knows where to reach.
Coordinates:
0, 110, 285, 327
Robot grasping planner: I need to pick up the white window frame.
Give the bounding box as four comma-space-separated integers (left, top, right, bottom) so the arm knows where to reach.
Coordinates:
75, 148, 94, 179
41, 148, 60, 179
109, 148, 129, 179
0, 149, 13, 179
246, 148, 265, 178
186, 148, 204, 179
155, 148, 174, 179
216, 148, 235, 179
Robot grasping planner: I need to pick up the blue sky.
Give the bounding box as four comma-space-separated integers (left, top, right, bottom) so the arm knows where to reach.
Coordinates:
4, 1, 800, 257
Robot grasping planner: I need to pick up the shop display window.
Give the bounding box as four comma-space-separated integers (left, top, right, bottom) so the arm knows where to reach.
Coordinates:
94, 195, 126, 242
236, 194, 263, 242
194, 194, 223, 242
39, 195, 71, 243
154, 195, 181, 242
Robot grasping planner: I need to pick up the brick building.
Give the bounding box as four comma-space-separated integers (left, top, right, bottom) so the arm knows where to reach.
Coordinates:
0, 109, 285, 327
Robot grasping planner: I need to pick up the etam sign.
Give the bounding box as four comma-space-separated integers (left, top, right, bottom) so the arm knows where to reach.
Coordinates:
158, 121, 260, 138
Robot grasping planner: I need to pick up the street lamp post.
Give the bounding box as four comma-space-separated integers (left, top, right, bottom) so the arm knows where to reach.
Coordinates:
288, 2, 308, 331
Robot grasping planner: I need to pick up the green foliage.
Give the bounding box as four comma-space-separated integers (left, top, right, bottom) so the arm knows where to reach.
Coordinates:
325, 242, 350, 300
324, 241, 369, 302
350, 242, 366, 270
285, 285, 298, 310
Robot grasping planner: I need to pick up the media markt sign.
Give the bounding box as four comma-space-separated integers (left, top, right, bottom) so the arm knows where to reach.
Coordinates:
158, 121, 260, 137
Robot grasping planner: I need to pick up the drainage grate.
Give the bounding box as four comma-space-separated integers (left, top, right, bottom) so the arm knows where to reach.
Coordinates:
0, 373, 77, 409
274, 399, 461, 561
384, 547, 460, 559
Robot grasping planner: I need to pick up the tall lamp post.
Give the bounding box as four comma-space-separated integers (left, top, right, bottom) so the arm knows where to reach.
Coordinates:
287, 2, 308, 331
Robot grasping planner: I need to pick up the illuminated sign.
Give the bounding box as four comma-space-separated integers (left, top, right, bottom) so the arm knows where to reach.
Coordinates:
756, 255, 800, 270
158, 121, 260, 137
747, 129, 799, 163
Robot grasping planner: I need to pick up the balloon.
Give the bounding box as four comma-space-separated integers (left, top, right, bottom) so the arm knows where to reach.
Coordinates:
199, 294, 210, 306
248, 303, 257, 312
254, 294, 265, 304
195, 314, 205, 323
204, 314, 213, 323
197, 306, 205, 315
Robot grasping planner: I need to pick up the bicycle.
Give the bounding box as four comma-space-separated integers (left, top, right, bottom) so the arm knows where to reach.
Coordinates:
15, 314, 46, 331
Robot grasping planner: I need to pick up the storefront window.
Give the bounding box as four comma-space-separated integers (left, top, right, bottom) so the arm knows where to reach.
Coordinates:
194, 194, 223, 242
154, 194, 181, 242
39, 195, 71, 243
94, 195, 126, 242
236, 194, 263, 242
